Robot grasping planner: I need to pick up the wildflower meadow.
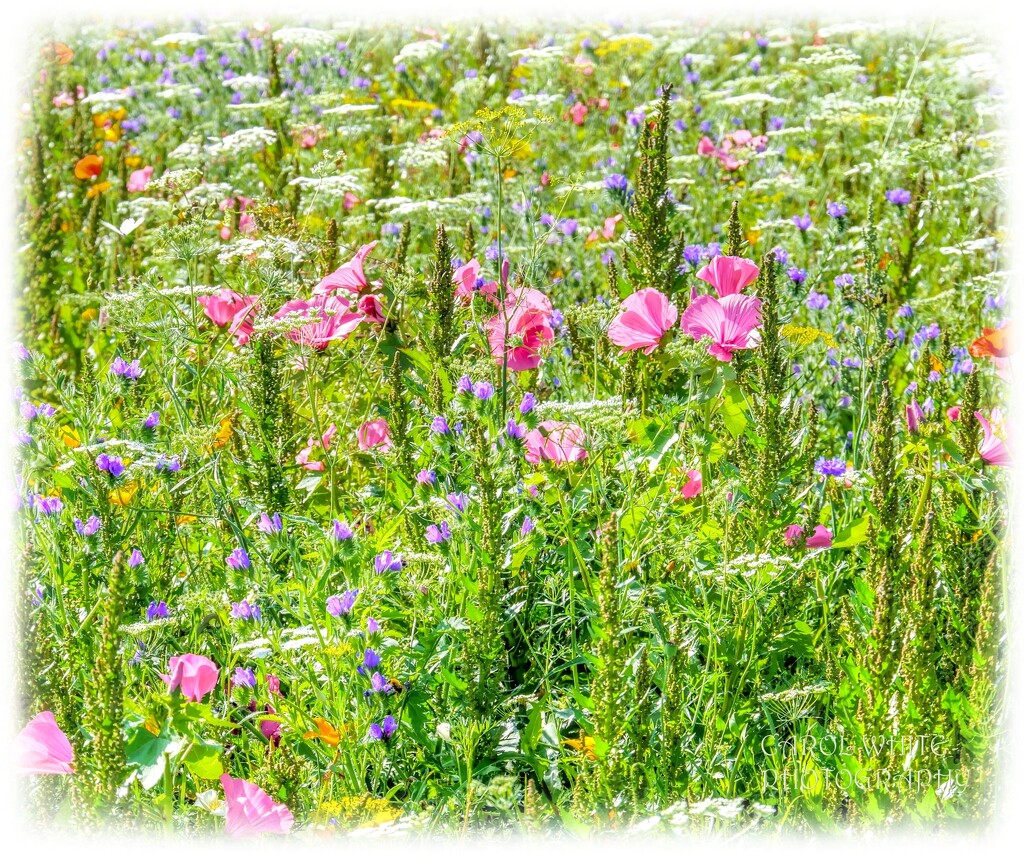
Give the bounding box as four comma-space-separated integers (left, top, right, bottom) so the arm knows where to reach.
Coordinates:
10, 16, 1012, 840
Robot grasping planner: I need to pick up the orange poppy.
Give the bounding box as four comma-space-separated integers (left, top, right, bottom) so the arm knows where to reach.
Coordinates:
43, 42, 74, 65
969, 325, 1013, 360
74, 154, 104, 180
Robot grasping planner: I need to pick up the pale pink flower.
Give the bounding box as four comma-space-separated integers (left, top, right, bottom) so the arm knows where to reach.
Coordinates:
14, 711, 74, 775
127, 165, 154, 193
487, 288, 555, 372
525, 420, 588, 465
783, 524, 804, 547
569, 102, 588, 125
53, 91, 76, 108
601, 213, 623, 240
975, 411, 1011, 467
357, 418, 392, 452
220, 773, 294, 836
274, 295, 363, 350
695, 255, 760, 297
198, 289, 260, 345
343, 191, 360, 210
680, 293, 763, 361
314, 242, 380, 297
296, 423, 337, 471
680, 469, 702, 499
161, 653, 219, 702
607, 288, 678, 355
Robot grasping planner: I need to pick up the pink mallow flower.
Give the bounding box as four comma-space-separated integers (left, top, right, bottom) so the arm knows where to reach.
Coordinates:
975, 411, 1011, 467
220, 773, 294, 836
314, 241, 380, 297
681, 293, 763, 362
161, 653, 219, 702
607, 288, 678, 355
680, 469, 702, 499
524, 420, 588, 465
198, 289, 260, 346
274, 294, 363, 350
695, 255, 760, 297
488, 287, 555, 371
357, 418, 392, 452
14, 711, 74, 775
127, 165, 154, 193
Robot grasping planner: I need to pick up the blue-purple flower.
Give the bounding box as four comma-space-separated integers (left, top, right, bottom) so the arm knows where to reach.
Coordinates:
426, 521, 452, 544
109, 357, 143, 379
146, 601, 169, 621
369, 715, 398, 741
374, 550, 402, 574
327, 589, 358, 617
227, 547, 250, 570
231, 600, 261, 621
814, 457, 847, 478
332, 520, 354, 541
97, 453, 126, 478
258, 512, 283, 534
885, 188, 912, 205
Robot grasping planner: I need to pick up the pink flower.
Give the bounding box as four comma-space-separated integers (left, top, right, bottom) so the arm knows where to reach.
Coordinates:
259, 706, 282, 745
14, 711, 74, 775
314, 242, 380, 297
53, 91, 76, 108
784, 524, 833, 549
127, 165, 154, 193
975, 411, 1011, 467
695, 255, 760, 297
525, 420, 588, 465
487, 288, 555, 371
680, 469, 702, 499
783, 524, 804, 547
906, 398, 924, 434
453, 259, 499, 305
569, 102, 588, 126
607, 288, 678, 355
358, 293, 386, 324
296, 423, 337, 471
343, 191, 360, 210
220, 773, 294, 836
697, 136, 718, 156
161, 653, 219, 702
681, 293, 763, 361
806, 525, 833, 549
601, 213, 623, 240
274, 295, 363, 350
947, 406, 961, 422
198, 289, 260, 345
357, 418, 392, 452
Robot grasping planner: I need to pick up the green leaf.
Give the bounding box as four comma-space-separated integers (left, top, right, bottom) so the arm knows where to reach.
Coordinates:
832, 516, 869, 548
184, 741, 224, 780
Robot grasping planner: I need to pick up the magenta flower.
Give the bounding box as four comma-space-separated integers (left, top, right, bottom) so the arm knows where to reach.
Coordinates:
161, 653, 219, 702
695, 255, 760, 297
14, 711, 74, 775
681, 294, 763, 361
805, 525, 834, 549
906, 399, 924, 434
357, 418, 392, 452
198, 289, 260, 346
487, 287, 555, 371
607, 288, 678, 355
975, 411, 1011, 467
524, 420, 588, 465
220, 773, 294, 836
680, 469, 702, 499
313, 241, 380, 296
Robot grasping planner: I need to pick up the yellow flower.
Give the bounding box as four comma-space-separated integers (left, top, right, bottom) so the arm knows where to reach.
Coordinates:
211, 415, 234, 450
60, 426, 81, 449
109, 481, 138, 506
563, 734, 597, 760
81, 308, 98, 322
86, 181, 112, 199
390, 98, 436, 111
